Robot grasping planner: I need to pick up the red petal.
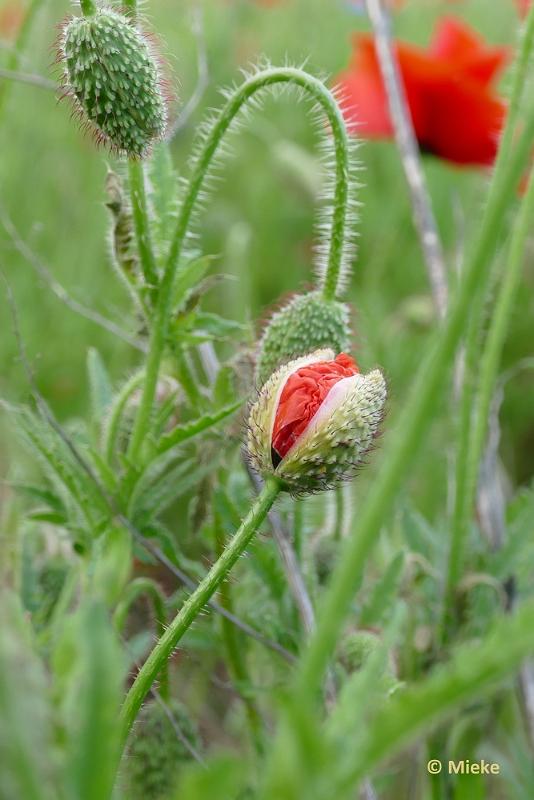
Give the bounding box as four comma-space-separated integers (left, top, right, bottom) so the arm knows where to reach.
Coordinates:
272, 354, 359, 460
429, 17, 509, 86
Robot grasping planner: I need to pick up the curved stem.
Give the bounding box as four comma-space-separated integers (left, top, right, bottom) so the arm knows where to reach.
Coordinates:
119, 475, 281, 741
114, 577, 169, 699
127, 67, 351, 464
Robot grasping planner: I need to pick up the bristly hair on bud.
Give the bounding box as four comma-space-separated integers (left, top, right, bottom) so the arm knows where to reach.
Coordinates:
247, 349, 386, 496
256, 290, 351, 386
58, 7, 170, 158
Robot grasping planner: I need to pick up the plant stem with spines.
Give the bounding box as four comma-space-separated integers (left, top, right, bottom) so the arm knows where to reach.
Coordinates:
120, 475, 282, 740
127, 67, 352, 464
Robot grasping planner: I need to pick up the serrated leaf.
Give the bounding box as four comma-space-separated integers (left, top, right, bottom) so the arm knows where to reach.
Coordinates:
156, 400, 242, 455
130, 458, 211, 524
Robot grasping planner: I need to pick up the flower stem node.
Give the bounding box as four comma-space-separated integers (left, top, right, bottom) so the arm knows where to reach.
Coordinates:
256, 292, 350, 386
60, 8, 168, 158
247, 349, 386, 495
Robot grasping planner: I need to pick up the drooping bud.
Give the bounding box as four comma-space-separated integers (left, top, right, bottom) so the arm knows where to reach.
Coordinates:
256, 292, 350, 386
60, 8, 168, 157
247, 349, 386, 495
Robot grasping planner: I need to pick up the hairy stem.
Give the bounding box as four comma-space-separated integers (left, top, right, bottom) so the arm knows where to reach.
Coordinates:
114, 577, 169, 699
127, 67, 352, 463
120, 475, 281, 740
214, 507, 264, 751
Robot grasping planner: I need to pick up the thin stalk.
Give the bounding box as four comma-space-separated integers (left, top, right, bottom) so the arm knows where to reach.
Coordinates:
292, 81, 534, 702
214, 508, 264, 752
466, 166, 534, 550
127, 68, 352, 464
114, 577, 169, 699
365, 0, 448, 319
128, 160, 159, 290
120, 475, 281, 740
443, 4, 534, 632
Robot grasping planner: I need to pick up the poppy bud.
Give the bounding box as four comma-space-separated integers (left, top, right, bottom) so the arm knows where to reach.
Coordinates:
60, 8, 168, 157
256, 292, 350, 386
247, 349, 386, 495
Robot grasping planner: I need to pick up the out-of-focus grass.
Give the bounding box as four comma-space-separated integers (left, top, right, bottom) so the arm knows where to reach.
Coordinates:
1, 0, 532, 507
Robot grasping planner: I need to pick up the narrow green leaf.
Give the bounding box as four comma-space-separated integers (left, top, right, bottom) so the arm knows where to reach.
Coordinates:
156, 400, 242, 455
87, 348, 113, 422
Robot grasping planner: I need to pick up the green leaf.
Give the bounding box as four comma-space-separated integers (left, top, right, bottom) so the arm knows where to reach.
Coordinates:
87, 348, 113, 422
156, 400, 242, 455
0, 592, 56, 800
343, 598, 534, 787
359, 551, 405, 626
53, 602, 125, 800
89, 526, 132, 607
172, 254, 214, 310
129, 457, 211, 524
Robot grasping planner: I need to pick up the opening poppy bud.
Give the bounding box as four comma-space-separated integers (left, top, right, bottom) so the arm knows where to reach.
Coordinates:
256, 292, 351, 386
60, 8, 168, 157
247, 349, 386, 495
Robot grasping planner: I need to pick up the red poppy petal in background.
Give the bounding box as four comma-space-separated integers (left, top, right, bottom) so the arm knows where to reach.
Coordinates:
272, 354, 358, 459
337, 36, 431, 142
421, 76, 506, 166
429, 17, 509, 85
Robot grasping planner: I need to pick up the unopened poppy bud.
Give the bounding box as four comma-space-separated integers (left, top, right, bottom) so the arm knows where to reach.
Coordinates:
247, 349, 386, 495
60, 8, 168, 157
256, 292, 350, 386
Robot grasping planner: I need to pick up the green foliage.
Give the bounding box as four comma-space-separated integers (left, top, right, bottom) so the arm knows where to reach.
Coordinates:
3, 1, 534, 798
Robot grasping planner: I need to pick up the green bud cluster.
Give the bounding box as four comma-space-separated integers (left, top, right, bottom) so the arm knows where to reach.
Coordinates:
256, 291, 350, 386
123, 699, 199, 799
61, 8, 168, 158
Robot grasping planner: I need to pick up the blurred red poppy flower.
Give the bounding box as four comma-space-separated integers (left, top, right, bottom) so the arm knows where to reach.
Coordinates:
336, 17, 509, 166
515, 0, 531, 17
0, 1, 25, 40
272, 353, 359, 459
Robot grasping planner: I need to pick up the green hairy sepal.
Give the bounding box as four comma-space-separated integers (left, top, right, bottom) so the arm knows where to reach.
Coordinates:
256, 291, 350, 386
61, 9, 168, 158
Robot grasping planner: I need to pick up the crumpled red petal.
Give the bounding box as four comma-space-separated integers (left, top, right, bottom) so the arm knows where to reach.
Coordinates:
272, 353, 359, 460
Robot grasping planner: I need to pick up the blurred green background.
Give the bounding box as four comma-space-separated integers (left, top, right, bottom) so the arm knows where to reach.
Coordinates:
1, 0, 532, 516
